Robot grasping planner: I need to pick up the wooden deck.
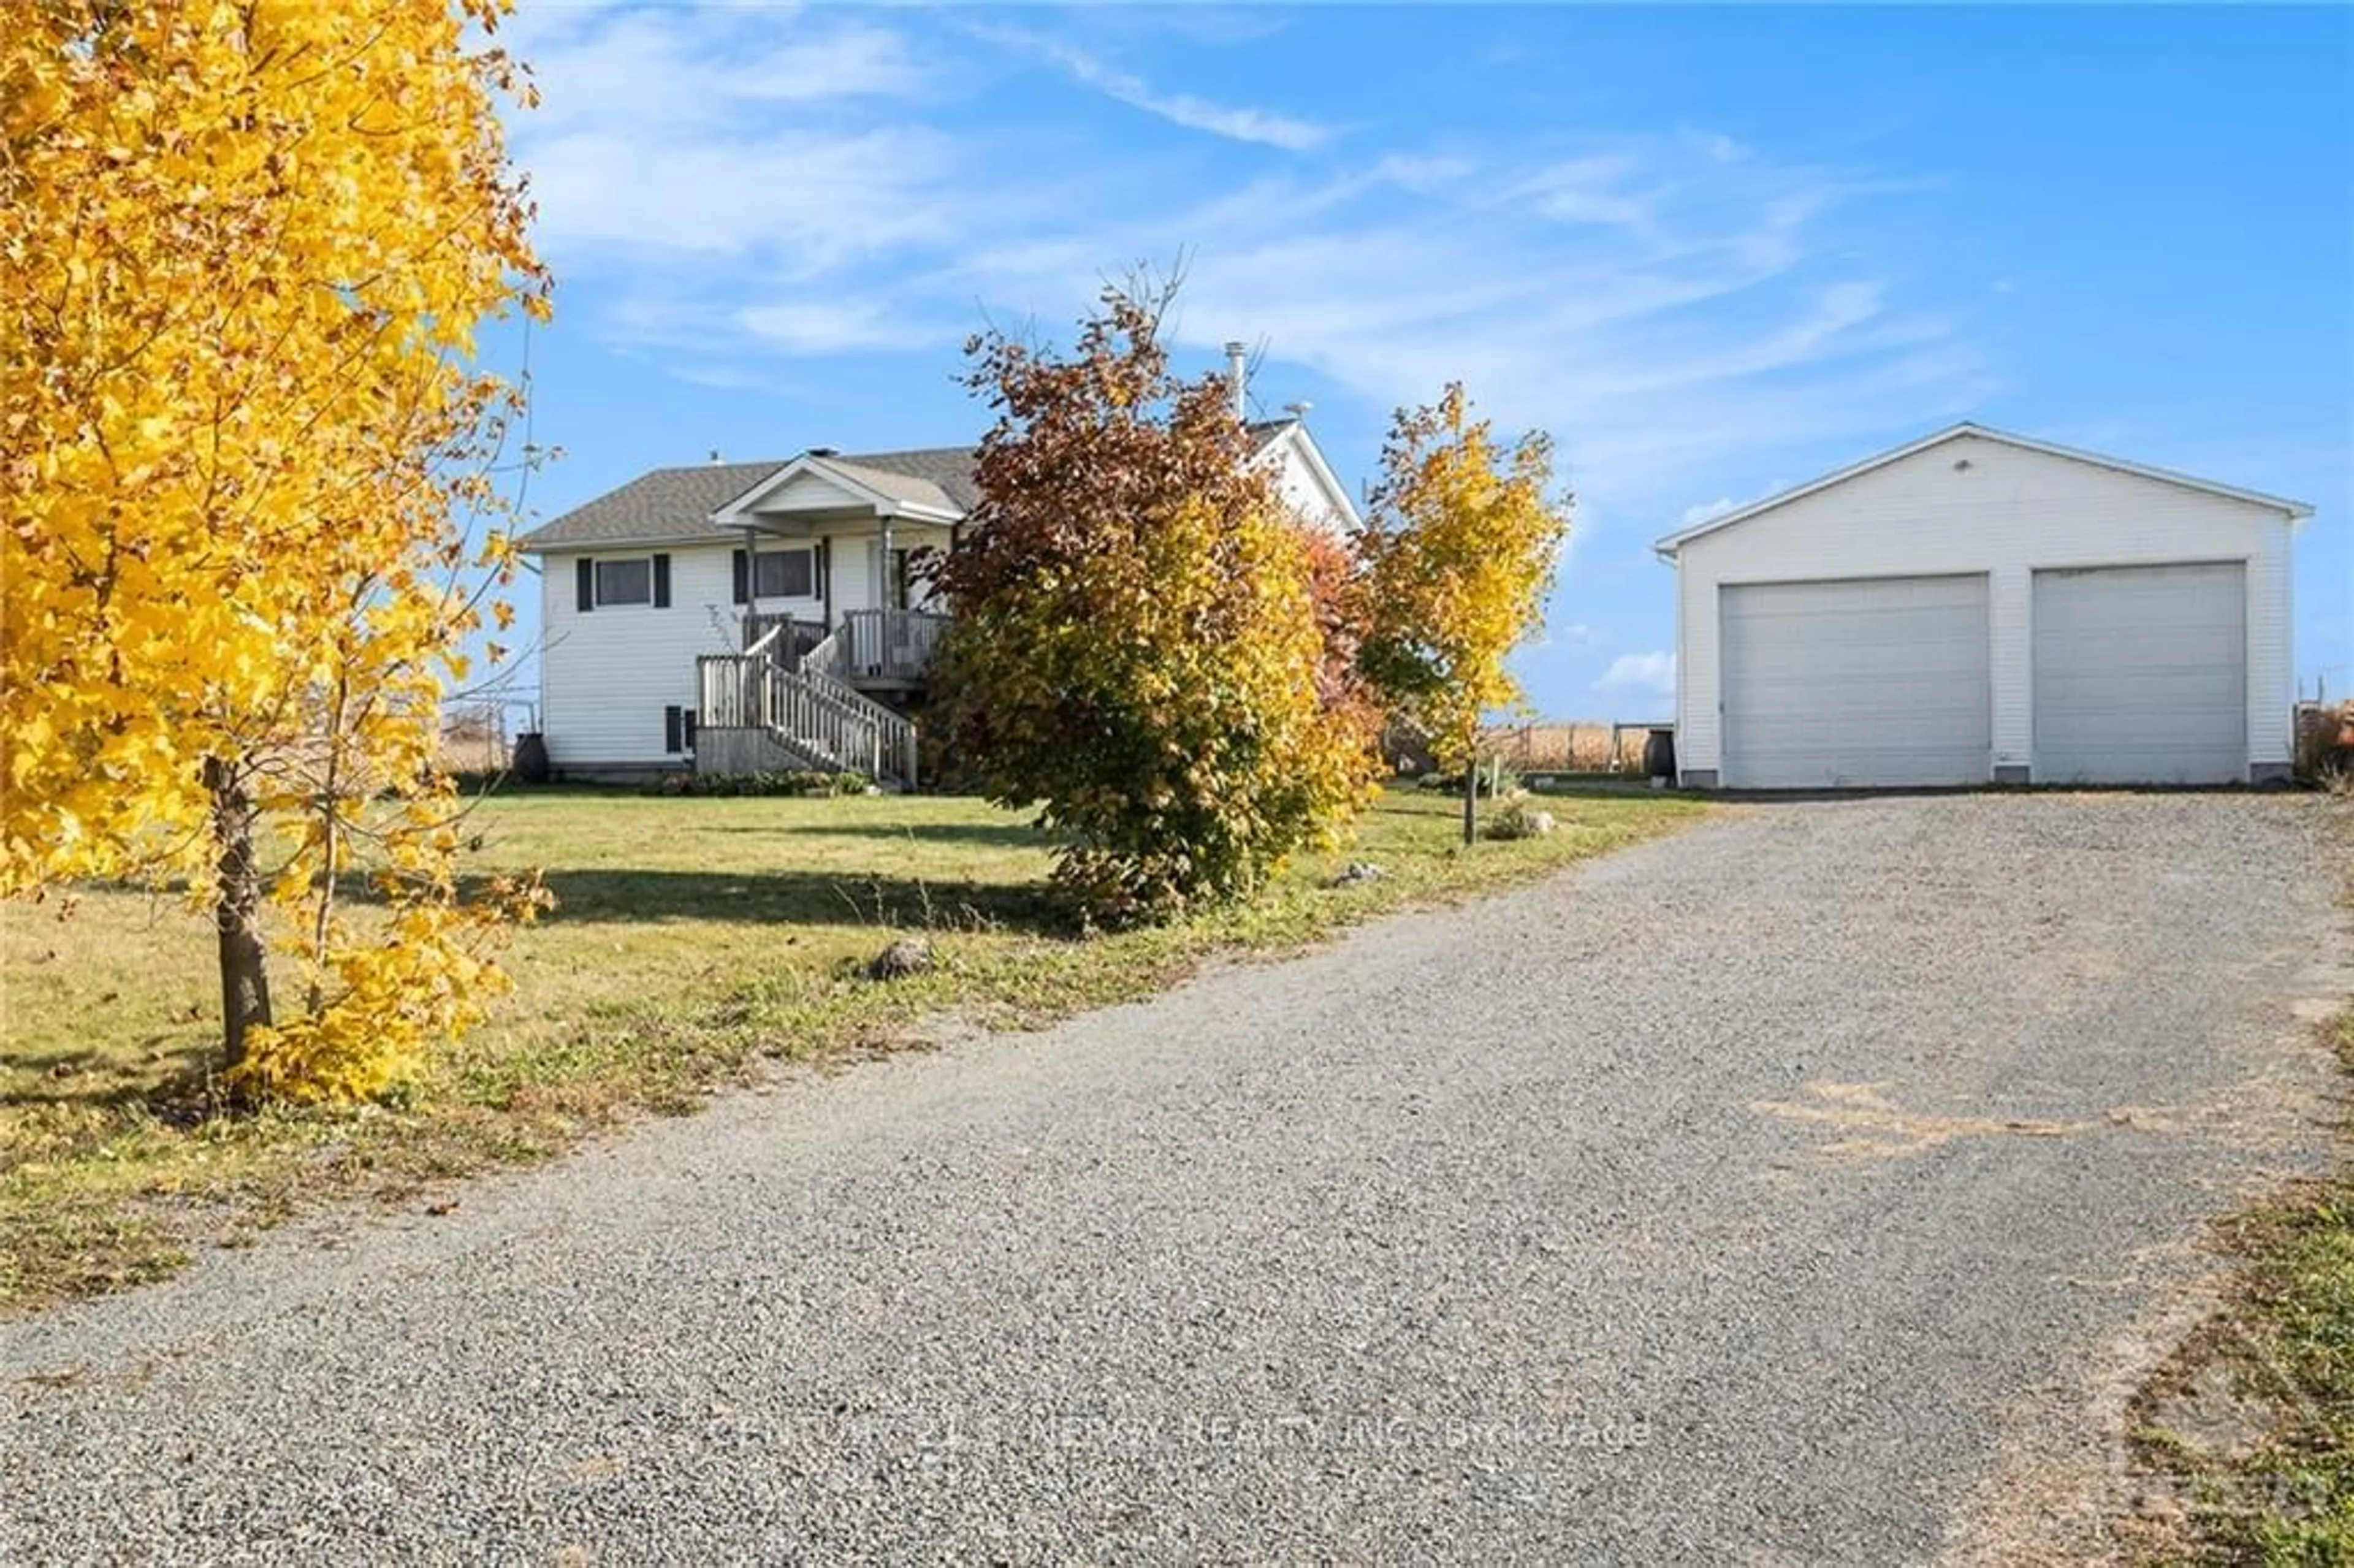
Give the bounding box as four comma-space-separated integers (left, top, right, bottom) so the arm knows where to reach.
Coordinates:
738, 610, 948, 689
838, 609, 950, 688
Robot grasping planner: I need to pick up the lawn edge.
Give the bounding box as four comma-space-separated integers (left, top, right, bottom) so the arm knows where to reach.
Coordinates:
3, 796, 1707, 1317
2112, 800, 2354, 1560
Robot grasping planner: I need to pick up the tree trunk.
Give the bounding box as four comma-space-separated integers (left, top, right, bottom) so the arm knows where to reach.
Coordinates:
205, 756, 272, 1070
1461, 749, 1479, 846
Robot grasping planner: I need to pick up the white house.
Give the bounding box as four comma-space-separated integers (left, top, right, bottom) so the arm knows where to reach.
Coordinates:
513, 410, 1359, 786
1653, 424, 2312, 790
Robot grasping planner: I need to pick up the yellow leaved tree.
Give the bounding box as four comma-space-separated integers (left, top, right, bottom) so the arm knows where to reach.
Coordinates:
1, 0, 550, 1100
1358, 384, 1571, 844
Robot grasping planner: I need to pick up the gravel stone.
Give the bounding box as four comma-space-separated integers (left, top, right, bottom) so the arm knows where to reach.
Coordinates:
4, 796, 2344, 1564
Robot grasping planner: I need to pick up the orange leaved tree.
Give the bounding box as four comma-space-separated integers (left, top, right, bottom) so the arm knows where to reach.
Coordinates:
1358, 385, 1570, 844
930, 281, 1380, 924
1, 0, 550, 1100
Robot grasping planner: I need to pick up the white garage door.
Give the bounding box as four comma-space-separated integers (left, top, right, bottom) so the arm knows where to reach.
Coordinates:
2032, 562, 2245, 785
1721, 575, 1992, 788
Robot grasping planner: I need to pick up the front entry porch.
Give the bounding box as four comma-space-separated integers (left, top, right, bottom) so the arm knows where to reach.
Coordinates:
695, 607, 951, 790
737, 607, 952, 690
703, 450, 966, 788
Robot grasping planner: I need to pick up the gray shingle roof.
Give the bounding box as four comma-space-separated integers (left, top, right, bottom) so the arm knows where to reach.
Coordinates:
514, 425, 1295, 552
514, 446, 978, 552
825, 447, 983, 513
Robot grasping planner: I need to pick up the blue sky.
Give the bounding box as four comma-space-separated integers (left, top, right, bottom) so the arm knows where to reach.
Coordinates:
490, 3, 2353, 719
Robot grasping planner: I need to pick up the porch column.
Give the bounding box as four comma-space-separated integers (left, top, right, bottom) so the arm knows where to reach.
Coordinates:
740, 525, 758, 646
880, 512, 895, 611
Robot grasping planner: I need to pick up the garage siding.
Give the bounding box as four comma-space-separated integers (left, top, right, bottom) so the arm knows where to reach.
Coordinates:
1670, 433, 2295, 783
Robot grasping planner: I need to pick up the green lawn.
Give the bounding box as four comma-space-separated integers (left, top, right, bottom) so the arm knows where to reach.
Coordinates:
1, 783, 1702, 1310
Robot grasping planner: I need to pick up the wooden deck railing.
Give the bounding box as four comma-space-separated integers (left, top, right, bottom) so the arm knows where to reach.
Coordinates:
840, 609, 950, 683
696, 646, 918, 786
743, 613, 826, 661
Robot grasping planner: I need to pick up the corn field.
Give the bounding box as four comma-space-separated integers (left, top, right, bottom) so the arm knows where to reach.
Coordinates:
1479, 720, 1653, 773
438, 705, 512, 774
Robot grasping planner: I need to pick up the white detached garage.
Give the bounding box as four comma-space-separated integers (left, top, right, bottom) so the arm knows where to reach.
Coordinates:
1655, 424, 2310, 789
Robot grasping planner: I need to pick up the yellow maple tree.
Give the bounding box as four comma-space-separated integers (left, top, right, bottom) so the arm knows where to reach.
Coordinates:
1358, 384, 1570, 843
1, 0, 550, 1098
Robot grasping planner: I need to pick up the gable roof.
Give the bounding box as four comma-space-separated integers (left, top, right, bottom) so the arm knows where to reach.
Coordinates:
817, 447, 982, 512
1248, 416, 1361, 532
516, 446, 978, 552
515, 423, 1332, 553
514, 459, 788, 550
1653, 421, 2314, 557
709, 447, 978, 527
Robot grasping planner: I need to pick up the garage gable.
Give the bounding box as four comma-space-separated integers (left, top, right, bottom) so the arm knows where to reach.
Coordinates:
1656, 424, 2310, 560
1659, 424, 2309, 789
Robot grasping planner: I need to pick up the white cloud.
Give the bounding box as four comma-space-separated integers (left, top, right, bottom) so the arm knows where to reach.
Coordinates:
664, 363, 764, 391
1685, 129, 1749, 164
501, 9, 1992, 512
1677, 478, 1789, 528
508, 12, 929, 133
737, 297, 937, 356
1596, 652, 1677, 698
1518, 152, 1655, 228
523, 126, 962, 266
980, 27, 1335, 151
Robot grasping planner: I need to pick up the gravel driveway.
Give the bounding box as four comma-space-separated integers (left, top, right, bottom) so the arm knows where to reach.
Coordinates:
6, 795, 2346, 1565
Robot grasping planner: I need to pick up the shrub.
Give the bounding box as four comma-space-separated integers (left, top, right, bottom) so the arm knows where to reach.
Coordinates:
650, 770, 872, 798
1416, 766, 1520, 798
1484, 800, 1554, 841
2295, 702, 2353, 784
930, 280, 1380, 926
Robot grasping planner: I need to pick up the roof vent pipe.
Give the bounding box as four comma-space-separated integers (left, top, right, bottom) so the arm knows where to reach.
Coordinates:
1225, 340, 1248, 424
709, 449, 723, 464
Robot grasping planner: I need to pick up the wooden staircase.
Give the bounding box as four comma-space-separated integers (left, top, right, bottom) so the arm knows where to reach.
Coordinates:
696, 626, 918, 788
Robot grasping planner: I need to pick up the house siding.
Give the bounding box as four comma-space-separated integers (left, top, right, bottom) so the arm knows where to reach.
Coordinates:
541, 542, 745, 770
538, 522, 957, 771
1670, 433, 2295, 782
1261, 425, 1355, 534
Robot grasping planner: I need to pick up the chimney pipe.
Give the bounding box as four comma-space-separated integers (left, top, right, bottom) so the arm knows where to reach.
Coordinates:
1224, 340, 1248, 423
